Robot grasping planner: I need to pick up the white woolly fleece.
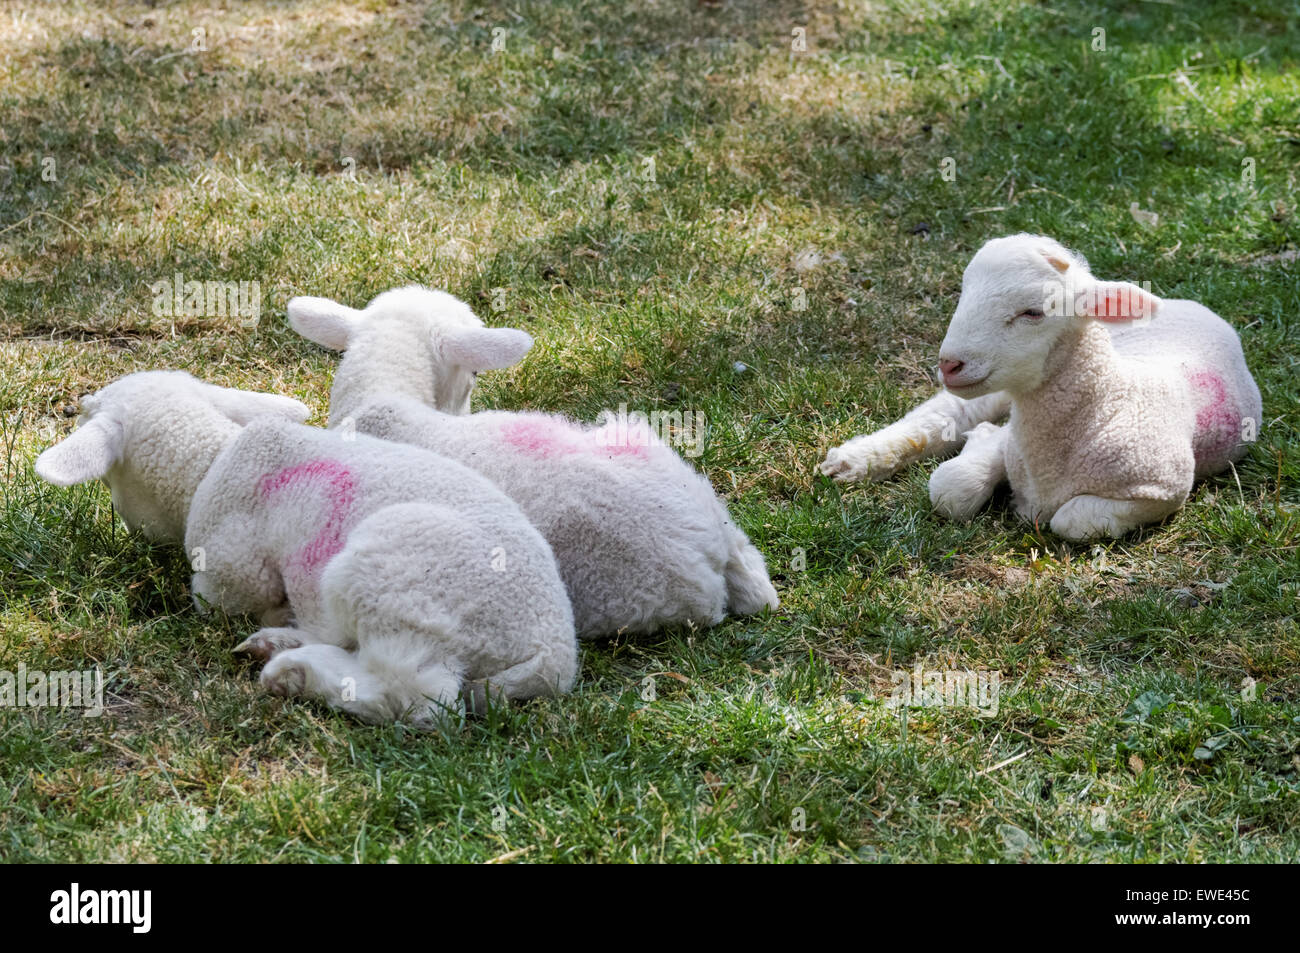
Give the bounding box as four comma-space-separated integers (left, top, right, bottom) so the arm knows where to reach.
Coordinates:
34, 371, 577, 727
288, 286, 780, 639
821, 234, 1262, 540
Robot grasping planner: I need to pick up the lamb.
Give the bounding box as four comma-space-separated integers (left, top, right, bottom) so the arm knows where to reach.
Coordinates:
286, 286, 779, 640
34, 370, 578, 727
819, 234, 1262, 540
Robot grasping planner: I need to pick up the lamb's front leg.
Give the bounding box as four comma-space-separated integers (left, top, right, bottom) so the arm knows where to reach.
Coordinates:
1049, 495, 1183, 541
928, 422, 1008, 521
820, 389, 1010, 483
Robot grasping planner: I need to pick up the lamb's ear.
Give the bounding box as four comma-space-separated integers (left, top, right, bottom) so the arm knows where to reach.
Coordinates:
1041, 250, 1072, 274
287, 296, 363, 350
1076, 280, 1160, 323
207, 387, 311, 425
440, 326, 534, 371
34, 417, 123, 486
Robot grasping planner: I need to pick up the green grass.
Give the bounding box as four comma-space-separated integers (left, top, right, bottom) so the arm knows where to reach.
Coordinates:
1, 0, 1297, 862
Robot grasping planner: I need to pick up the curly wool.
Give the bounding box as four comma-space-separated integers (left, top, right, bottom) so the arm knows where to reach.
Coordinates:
36, 371, 577, 727
1003, 303, 1259, 524
288, 286, 779, 640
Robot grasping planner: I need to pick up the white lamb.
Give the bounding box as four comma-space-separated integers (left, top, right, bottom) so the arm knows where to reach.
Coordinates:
820, 234, 1262, 540
34, 370, 577, 726
286, 286, 779, 640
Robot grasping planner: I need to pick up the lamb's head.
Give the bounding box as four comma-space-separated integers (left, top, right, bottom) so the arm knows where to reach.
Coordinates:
936, 234, 1161, 397
34, 371, 309, 541
288, 286, 534, 415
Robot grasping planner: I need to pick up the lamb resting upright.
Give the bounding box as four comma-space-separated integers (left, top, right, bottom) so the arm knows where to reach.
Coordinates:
34, 371, 577, 726
819, 234, 1261, 540
287, 286, 779, 640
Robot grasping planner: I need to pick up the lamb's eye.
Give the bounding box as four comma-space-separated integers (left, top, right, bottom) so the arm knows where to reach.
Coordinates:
1017, 308, 1045, 320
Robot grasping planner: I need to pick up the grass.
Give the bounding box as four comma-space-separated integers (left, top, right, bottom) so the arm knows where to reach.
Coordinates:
0, 0, 1297, 863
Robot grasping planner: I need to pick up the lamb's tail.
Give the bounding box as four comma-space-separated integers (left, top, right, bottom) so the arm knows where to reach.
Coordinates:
724, 524, 779, 615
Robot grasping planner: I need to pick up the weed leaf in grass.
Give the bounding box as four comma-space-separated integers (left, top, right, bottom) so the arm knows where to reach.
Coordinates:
1122, 691, 1174, 724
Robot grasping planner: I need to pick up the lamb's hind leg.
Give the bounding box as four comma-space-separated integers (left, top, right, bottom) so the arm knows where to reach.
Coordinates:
261, 642, 463, 730
820, 389, 1010, 483
1049, 495, 1182, 541
463, 644, 579, 715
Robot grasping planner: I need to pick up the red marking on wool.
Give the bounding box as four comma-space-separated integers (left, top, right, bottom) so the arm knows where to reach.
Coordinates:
501, 418, 650, 460
258, 459, 357, 578
502, 419, 568, 458
1186, 369, 1239, 459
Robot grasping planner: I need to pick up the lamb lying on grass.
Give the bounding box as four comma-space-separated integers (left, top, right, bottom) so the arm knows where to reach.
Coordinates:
820, 234, 1262, 540
34, 371, 577, 727
287, 286, 779, 640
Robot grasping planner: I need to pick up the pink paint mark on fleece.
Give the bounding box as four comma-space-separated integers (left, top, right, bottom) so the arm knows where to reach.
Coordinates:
1186, 369, 1239, 461
258, 459, 357, 580
501, 417, 650, 460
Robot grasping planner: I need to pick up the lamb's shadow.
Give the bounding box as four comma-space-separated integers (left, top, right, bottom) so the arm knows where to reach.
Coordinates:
4, 0, 1295, 395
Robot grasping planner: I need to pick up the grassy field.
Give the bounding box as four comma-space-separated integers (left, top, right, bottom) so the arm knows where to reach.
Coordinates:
1, 0, 1296, 863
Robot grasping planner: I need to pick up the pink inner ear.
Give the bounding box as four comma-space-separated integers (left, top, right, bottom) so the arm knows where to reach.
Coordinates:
1091, 289, 1132, 323
1080, 283, 1157, 322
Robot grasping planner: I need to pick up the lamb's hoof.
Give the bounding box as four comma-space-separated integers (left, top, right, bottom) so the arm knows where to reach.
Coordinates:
819, 437, 907, 483
462, 680, 489, 717
233, 636, 275, 662
261, 657, 307, 697
462, 680, 506, 717
234, 629, 302, 662
407, 698, 465, 733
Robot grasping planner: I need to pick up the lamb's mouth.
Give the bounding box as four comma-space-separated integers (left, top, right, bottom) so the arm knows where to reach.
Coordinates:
944, 373, 990, 392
